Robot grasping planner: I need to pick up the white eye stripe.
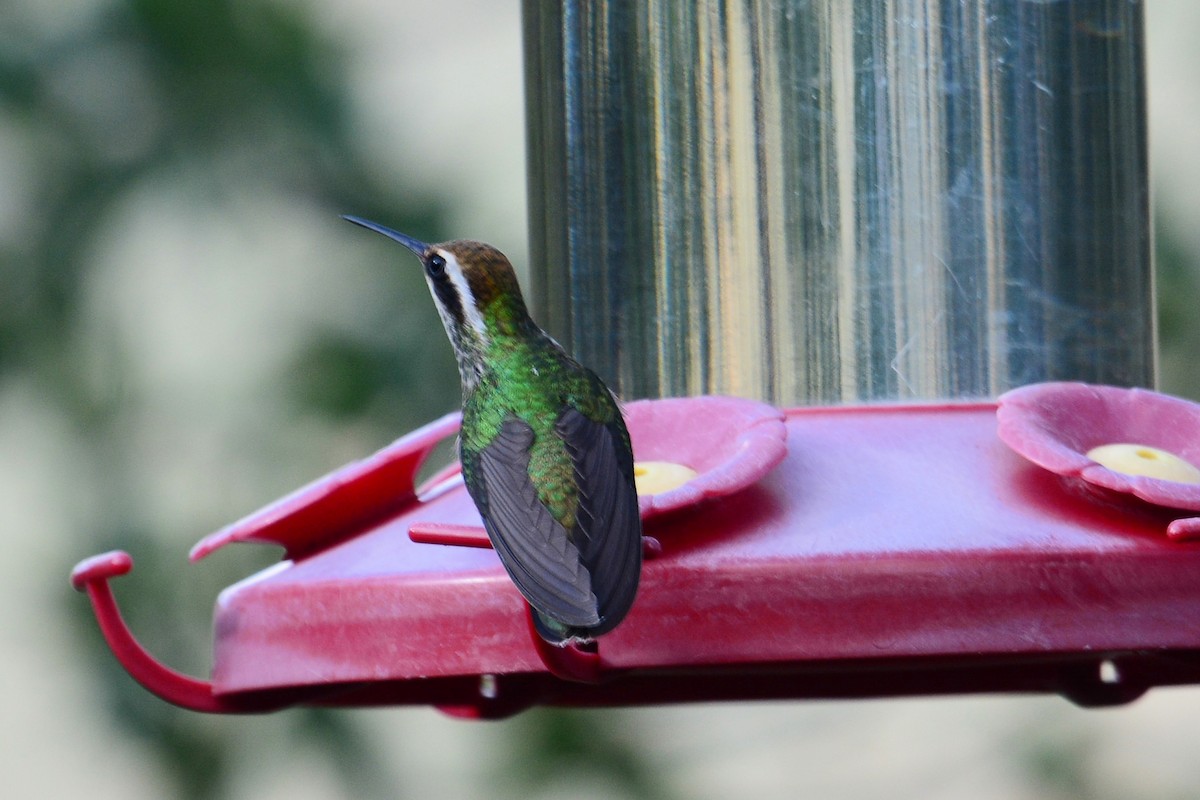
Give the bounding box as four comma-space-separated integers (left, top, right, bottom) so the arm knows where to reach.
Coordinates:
435, 248, 488, 339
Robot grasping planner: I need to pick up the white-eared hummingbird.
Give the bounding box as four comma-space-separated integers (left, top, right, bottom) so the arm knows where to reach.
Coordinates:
345, 216, 642, 644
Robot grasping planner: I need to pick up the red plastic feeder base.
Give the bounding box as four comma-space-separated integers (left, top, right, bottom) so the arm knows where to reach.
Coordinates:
72, 394, 1200, 716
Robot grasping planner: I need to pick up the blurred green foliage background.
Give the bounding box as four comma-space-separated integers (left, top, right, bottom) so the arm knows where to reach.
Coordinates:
3, 1, 1200, 799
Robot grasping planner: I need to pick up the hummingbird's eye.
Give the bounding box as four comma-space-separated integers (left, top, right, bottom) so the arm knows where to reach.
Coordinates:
427, 254, 447, 278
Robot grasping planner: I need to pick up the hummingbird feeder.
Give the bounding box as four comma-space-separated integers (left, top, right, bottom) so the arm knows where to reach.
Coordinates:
73, 1, 1200, 717
73, 391, 1200, 717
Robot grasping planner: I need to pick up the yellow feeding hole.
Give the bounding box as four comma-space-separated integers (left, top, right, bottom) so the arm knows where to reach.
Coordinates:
1085, 443, 1200, 484
633, 461, 698, 496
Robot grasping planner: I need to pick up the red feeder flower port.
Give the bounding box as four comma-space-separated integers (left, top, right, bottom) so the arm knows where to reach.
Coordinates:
998, 382, 1200, 540
73, 391, 1200, 718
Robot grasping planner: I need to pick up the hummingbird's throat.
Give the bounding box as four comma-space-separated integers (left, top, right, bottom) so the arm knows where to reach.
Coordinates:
454, 347, 485, 393
433, 305, 486, 392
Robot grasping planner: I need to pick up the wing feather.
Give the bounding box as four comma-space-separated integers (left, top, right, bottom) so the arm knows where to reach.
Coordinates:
469, 407, 642, 637
555, 408, 642, 635
476, 418, 600, 627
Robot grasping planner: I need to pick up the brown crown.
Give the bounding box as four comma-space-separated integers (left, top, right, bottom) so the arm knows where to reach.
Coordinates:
441, 240, 527, 312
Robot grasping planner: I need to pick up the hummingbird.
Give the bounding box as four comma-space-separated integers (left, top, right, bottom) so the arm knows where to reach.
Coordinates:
344, 216, 642, 644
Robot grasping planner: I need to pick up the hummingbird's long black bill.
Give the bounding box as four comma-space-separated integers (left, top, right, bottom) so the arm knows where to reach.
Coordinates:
341, 215, 429, 256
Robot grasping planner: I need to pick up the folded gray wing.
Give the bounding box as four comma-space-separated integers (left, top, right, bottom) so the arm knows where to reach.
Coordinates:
555, 407, 642, 635
477, 417, 600, 628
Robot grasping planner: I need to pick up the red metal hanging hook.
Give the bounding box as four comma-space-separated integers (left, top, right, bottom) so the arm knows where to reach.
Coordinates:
71, 551, 233, 712
70, 551, 311, 713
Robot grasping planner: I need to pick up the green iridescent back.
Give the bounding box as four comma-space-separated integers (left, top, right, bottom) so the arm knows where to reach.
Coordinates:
459, 328, 628, 533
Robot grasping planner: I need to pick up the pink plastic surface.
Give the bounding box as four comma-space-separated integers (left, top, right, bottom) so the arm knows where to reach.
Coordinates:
998, 382, 1200, 539
190, 412, 462, 562
72, 394, 1200, 716
627, 396, 789, 517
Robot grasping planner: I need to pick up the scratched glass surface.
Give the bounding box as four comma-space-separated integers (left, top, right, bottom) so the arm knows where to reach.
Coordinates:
524, 1, 1152, 405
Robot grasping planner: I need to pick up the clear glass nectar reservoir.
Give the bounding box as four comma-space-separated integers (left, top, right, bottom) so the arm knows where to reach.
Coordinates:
524, 1, 1153, 404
